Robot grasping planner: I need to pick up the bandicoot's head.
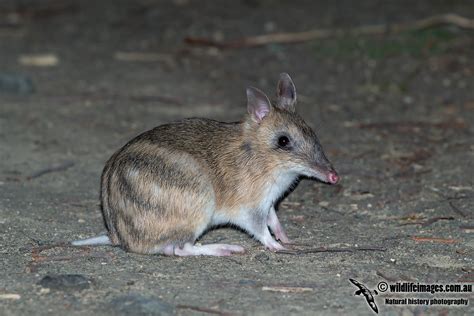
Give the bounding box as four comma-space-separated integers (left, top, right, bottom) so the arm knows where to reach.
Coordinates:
244, 73, 339, 185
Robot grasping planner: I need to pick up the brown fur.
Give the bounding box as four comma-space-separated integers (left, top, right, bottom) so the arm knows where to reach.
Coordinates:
100, 75, 337, 254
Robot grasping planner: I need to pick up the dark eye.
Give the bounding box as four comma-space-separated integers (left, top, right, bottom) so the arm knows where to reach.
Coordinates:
278, 136, 290, 148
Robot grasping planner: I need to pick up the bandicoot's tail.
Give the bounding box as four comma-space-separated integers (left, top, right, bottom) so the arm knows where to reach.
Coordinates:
71, 235, 111, 246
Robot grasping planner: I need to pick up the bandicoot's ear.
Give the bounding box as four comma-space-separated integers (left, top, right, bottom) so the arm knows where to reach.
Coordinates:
276, 73, 297, 112
247, 87, 271, 123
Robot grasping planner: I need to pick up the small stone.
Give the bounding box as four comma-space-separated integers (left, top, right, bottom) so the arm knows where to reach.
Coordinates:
0, 293, 21, 300
212, 31, 224, 42
254, 253, 270, 263
328, 104, 341, 112
18, 54, 59, 67
38, 274, 91, 292
343, 121, 357, 128
264, 21, 276, 32
108, 294, 174, 316
403, 96, 413, 104
39, 288, 50, 295
0, 73, 34, 95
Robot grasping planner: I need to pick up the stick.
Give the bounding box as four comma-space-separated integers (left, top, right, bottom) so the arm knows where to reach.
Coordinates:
176, 305, 235, 316
398, 216, 454, 227
26, 161, 74, 180
26, 242, 114, 273
411, 236, 459, 244
421, 216, 454, 226
276, 246, 385, 255
185, 13, 474, 49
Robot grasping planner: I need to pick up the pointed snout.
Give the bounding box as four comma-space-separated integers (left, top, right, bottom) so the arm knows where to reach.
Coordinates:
327, 171, 340, 185
307, 164, 340, 185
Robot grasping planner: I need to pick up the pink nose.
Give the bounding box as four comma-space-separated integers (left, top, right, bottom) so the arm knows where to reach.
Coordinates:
328, 171, 339, 184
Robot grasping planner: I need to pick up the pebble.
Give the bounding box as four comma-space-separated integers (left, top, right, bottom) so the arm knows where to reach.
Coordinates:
0, 73, 34, 95
108, 294, 174, 316
0, 293, 21, 300
38, 274, 91, 292
254, 253, 270, 263
18, 54, 59, 67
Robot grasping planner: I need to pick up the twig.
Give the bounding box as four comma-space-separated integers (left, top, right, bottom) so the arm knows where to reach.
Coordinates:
398, 216, 455, 227
26, 242, 114, 273
276, 246, 385, 255
185, 13, 474, 49
421, 216, 455, 226
281, 242, 314, 247
411, 236, 459, 244
26, 161, 74, 180
176, 305, 235, 316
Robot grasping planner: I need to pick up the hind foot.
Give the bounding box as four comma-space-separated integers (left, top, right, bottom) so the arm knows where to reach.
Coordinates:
162, 243, 245, 257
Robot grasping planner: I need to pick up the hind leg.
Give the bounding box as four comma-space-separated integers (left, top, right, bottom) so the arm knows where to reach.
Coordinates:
109, 148, 231, 254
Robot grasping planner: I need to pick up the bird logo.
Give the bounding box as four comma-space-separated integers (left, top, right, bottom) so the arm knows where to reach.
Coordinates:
349, 278, 379, 314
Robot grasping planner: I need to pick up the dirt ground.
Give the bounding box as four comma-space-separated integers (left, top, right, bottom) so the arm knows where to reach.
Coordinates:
0, 0, 473, 315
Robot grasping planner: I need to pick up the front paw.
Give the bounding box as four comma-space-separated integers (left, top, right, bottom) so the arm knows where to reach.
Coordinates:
274, 229, 291, 244
264, 239, 286, 252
